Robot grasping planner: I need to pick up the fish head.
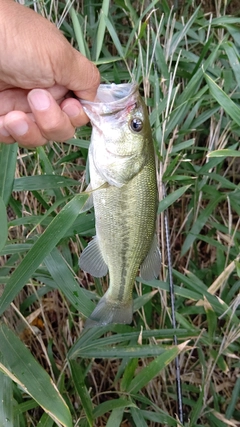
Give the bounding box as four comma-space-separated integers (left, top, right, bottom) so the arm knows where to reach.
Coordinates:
81, 83, 153, 187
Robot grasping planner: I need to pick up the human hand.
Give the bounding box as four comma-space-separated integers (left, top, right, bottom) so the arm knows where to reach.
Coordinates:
0, 0, 100, 148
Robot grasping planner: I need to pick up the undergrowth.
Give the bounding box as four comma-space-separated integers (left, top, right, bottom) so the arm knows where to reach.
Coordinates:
0, 1, 240, 426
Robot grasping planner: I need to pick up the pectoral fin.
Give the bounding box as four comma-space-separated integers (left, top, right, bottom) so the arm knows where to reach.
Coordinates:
79, 236, 108, 277
140, 235, 161, 281
82, 184, 94, 210
82, 182, 110, 211
83, 193, 94, 211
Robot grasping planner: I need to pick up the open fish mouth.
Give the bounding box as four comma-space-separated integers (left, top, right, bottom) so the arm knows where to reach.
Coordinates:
80, 83, 139, 116
94, 83, 138, 103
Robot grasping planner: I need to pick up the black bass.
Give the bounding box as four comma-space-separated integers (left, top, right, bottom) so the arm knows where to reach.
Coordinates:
79, 83, 160, 327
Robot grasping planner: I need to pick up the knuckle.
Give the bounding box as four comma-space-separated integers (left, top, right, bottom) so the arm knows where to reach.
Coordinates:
41, 120, 75, 142
39, 116, 63, 133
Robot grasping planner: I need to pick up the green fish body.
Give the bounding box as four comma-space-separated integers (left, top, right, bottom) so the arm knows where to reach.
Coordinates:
79, 83, 160, 327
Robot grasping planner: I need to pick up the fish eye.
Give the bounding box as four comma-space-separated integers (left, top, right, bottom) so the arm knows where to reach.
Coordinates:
130, 117, 143, 133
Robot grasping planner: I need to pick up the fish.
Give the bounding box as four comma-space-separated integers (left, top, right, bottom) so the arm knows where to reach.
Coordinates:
79, 83, 161, 327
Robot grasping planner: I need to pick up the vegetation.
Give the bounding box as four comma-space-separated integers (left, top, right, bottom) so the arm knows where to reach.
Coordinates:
0, 0, 240, 426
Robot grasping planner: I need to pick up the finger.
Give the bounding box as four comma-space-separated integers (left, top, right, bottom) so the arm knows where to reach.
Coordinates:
3, 111, 47, 147
61, 97, 90, 127
27, 89, 76, 142
0, 88, 30, 115
0, 84, 69, 116
0, 116, 15, 144
44, 84, 69, 101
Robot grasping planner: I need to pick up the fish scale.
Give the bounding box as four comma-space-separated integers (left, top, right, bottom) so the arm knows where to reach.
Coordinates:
79, 83, 161, 327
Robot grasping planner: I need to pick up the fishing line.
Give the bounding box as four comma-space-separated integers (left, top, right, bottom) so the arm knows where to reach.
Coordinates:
163, 183, 184, 424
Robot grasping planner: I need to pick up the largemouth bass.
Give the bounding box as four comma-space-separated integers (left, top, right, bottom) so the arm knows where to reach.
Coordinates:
79, 83, 161, 327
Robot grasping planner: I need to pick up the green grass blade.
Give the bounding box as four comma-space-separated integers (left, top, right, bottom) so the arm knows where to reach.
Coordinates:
69, 360, 93, 427
169, 6, 200, 56
211, 16, 240, 25
104, 16, 125, 59
0, 193, 89, 316
139, 408, 179, 426
207, 148, 240, 158
0, 354, 14, 427
69, 327, 196, 361
0, 196, 8, 251
127, 341, 189, 394
36, 147, 54, 175
69, 6, 88, 58
158, 185, 191, 214
207, 411, 229, 427
36, 413, 54, 427
140, 278, 202, 301
72, 344, 166, 359
205, 72, 240, 126
172, 270, 239, 324
181, 194, 223, 256
130, 407, 148, 427
0, 243, 33, 256
225, 376, 240, 420
44, 247, 95, 317
105, 408, 124, 427
0, 324, 72, 427
152, 28, 169, 81
189, 385, 204, 426
94, 0, 110, 61
225, 23, 240, 46
93, 398, 135, 419
171, 138, 195, 153
223, 41, 240, 88
120, 358, 138, 392
0, 143, 18, 205
177, 41, 221, 106
13, 175, 79, 191
13, 400, 38, 419
65, 138, 90, 149
36, 147, 63, 199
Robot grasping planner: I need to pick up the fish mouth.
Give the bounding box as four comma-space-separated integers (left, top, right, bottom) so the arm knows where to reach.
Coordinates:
80, 83, 139, 115
94, 83, 138, 103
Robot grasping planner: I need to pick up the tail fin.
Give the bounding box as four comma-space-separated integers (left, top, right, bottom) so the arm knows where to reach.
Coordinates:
85, 294, 133, 328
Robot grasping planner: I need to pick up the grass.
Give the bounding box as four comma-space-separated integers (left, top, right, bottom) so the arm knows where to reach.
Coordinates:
0, 0, 240, 426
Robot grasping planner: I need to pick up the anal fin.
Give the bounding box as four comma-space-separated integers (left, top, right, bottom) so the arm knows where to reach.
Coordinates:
140, 235, 161, 281
79, 236, 108, 277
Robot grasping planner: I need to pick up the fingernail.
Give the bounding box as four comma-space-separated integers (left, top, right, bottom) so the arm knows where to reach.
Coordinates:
0, 126, 10, 137
7, 120, 29, 136
62, 103, 81, 117
28, 89, 51, 111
